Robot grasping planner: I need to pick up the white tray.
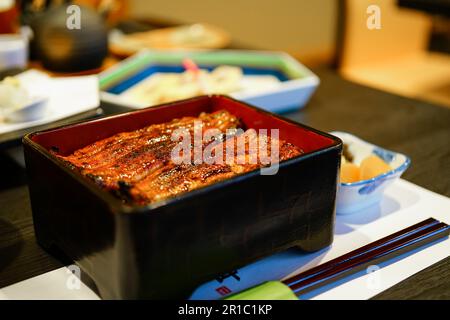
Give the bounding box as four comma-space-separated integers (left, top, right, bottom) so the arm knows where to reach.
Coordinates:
1, 179, 449, 300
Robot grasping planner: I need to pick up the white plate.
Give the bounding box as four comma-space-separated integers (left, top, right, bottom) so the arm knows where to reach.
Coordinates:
0, 70, 100, 135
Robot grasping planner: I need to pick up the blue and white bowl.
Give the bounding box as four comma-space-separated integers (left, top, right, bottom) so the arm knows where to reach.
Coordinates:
331, 131, 411, 215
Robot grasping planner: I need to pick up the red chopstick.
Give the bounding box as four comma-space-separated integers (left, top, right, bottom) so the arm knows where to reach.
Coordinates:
282, 218, 449, 296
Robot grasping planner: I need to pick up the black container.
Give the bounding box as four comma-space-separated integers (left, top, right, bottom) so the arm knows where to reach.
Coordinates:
23, 95, 342, 299
32, 5, 107, 72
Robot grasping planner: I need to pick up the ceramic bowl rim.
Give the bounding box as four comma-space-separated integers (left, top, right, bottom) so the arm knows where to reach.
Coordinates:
331, 131, 411, 188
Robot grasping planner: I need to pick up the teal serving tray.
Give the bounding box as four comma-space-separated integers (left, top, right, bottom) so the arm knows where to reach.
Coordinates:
99, 49, 319, 113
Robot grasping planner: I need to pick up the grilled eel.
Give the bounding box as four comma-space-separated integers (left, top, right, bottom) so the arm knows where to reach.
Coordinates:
59, 110, 303, 205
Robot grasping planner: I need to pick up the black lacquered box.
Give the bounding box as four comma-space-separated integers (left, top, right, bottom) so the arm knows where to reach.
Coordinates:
23, 95, 342, 299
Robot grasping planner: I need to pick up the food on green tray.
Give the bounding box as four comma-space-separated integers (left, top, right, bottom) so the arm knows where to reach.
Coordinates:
121, 64, 281, 107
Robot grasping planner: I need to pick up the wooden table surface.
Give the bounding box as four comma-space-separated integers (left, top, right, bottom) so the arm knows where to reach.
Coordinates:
0, 67, 449, 299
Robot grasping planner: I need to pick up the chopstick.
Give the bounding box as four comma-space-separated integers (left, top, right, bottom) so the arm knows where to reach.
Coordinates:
285, 218, 449, 296
283, 217, 440, 289
226, 218, 449, 300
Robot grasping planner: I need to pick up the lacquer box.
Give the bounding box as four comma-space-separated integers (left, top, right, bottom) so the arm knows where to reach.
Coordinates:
23, 95, 341, 299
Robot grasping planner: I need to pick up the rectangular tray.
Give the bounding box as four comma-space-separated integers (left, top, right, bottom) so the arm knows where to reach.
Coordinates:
23, 95, 341, 299
99, 50, 319, 113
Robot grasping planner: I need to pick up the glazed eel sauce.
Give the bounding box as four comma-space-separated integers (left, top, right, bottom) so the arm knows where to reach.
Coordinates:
58, 110, 303, 205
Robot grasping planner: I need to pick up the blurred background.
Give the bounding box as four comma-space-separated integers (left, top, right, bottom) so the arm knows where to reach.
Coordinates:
1, 0, 449, 106
127, 0, 450, 106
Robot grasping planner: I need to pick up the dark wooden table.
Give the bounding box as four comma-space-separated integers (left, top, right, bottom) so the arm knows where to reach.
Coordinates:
0, 67, 449, 299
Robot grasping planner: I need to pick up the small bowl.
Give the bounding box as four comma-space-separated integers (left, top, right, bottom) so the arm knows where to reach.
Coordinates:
331, 131, 411, 215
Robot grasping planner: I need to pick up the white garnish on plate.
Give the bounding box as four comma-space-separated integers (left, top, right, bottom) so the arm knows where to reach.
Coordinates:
0, 76, 48, 123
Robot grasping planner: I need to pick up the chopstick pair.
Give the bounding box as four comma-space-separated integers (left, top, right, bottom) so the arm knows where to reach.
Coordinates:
226, 217, 450, 300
